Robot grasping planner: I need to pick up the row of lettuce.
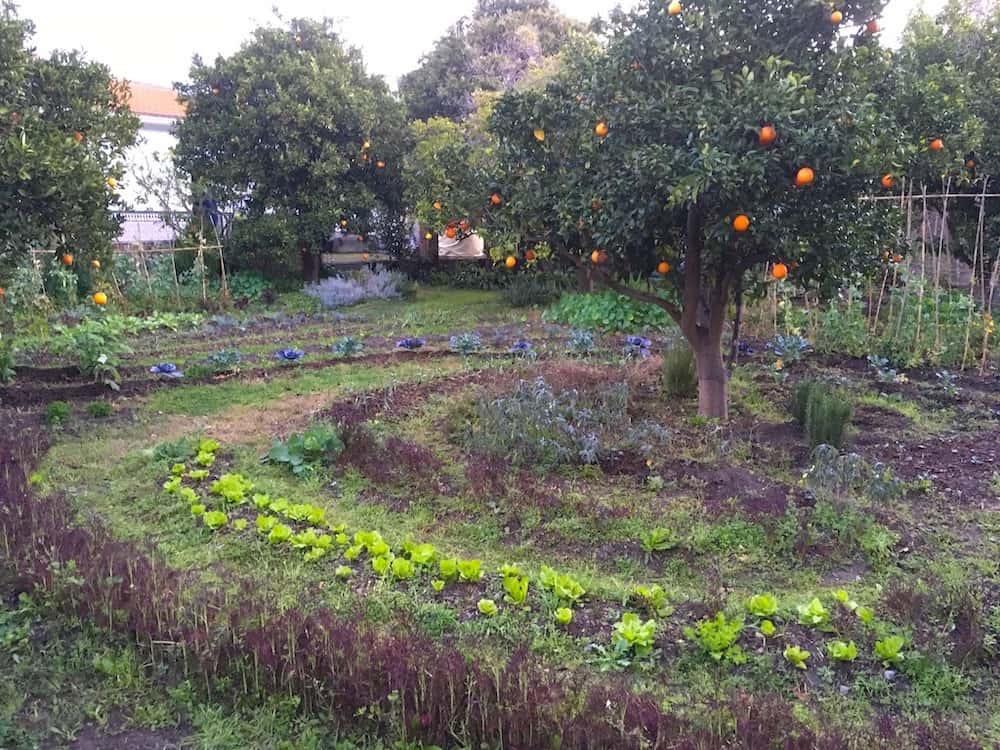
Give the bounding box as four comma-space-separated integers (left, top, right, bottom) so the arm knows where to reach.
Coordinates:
164, 437, 915, 672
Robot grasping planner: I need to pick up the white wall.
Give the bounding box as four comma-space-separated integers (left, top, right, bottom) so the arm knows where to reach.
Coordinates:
121, 115, 184, 210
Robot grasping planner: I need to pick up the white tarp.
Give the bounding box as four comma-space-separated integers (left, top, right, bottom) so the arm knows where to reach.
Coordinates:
438, 232, 486, 259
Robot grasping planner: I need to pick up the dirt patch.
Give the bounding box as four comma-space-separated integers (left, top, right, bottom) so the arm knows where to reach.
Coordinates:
66, 724, 188, 750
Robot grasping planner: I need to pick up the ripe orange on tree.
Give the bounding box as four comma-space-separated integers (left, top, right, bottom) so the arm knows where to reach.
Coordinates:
881, 174, 895, 190
657, 261, 671, 274
340, 219, 348, 227
794, 167, 815, 187
433, 200, 443, 211
590, 250, 602, 264
830, 9, 843, 24
424, 231, 434, 240
505, 256, 517, 269
91, 259, 101, 270
758, 125, 777, 146
361, 253, 370, 261
929, 138, 944, 151
533, 128, 545, 142
892, 253, 904, 263
61, 253, 74, 266
771, 263, 788, 280
106, 176, 118, 189
668, 0, 683, 15
73, 131, 84, 143
732, 214, 750, 232
594, 120, 609, 138
92, 292, 108, 306
490, 192, 503, 206
376, 160, 386, 169
525, 249, 537, 261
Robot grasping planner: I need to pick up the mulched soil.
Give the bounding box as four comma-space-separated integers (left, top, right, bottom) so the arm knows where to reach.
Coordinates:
65, 724, 188, 750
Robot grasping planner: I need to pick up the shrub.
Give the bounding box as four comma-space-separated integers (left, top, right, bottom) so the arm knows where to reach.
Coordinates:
304, 268, 410, 308
0, 336, 15, 384
44, 401, 71, 427
792, 380, 852, 448
225, 270, 268, 301
85, 401, 114, 418
225, 213, 300, 283
544, 290, 673, 332
463, 377, 630, 467
662, 345, 697, 398
500, 274, 568, 307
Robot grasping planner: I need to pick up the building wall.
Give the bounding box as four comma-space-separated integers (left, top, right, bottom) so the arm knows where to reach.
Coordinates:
121, 114, 183, 210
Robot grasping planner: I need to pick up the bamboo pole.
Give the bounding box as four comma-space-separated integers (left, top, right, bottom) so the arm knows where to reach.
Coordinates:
932, 178, 952, 360
961, 179, 989, 369
912, 187, 929, 350
894, 182, 916, 339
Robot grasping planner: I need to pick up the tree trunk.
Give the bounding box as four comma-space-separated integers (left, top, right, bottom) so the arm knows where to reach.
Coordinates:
693, 332, 728, 419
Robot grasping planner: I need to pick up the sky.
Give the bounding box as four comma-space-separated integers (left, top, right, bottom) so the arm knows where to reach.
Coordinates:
24, 0, 924, 90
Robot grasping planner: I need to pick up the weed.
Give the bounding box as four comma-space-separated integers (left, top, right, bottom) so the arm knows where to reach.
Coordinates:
44, 401, 71, 427
85, 401, 114, 418
662, 345, 697, 398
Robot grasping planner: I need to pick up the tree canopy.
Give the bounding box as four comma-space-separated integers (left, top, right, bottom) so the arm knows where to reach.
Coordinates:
398, 0, 583, 121
173, 17, 410, 272
0, 3, 138, 275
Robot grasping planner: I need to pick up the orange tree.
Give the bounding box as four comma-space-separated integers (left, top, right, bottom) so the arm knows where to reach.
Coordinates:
0, 4, 138, 278
483, 0, 911, 418
174, 17, 410, 280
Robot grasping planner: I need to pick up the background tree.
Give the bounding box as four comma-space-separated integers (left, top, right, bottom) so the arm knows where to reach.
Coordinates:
399, 0, 582, 122
481, 0, 923, 418
173, 17, 410, 281
0, 3, 138, 279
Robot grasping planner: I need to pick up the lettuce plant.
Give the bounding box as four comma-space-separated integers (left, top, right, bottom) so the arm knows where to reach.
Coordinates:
684, 613, 745, 664
392, 557, 417, 581
875, 635, 906, 666
503, 575, 529, 606
439, 558, 459, 581
611, 613, 657, 660
187, 469, 210, 481
856, 606, 876, 625
256, 515, 277, 533
355, 531, 390, 557
458, 559, 483, 583
197, 438, 220, 454
210, 474, 254, 504
477, 599, 498, 617
195, 451, 216, 467
539, 565, 585, 605
163, 476, 182, 494
252, 494, 271, 510
190, 503, 206, 516
170, 463, 186, 477
797, 597, 830, 628
747, 593, 779, 618
833, 589, 858, 611
555, 607, 573, 625
499, 563, 523, 578
335, 565, 353, 579
632, 584, 673, 617
784, 645, 811, 669
179, 487, 198, 504
404, 542, 438, 566
267, 524, 293, 545
827, 640, 858, 662
640, 527, 679, 556
344, 545, 363, 561
203, 511, 228, 530
233, 519, 248, 531
431, 579, 446, 592
760, 620, 777, 637
372, 555, 393, 576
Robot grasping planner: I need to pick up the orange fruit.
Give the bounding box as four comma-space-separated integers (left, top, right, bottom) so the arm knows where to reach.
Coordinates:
361, 253, 370, 261
880, 174, 895, 190
445, 226, 457, 239
91, 259, 101, 270
106, 176, 118, 189
376, 160, 386, 169
866, 19, 879, 33
830, 9, 843, 23
668, 0, 683, 15
433, 200, 443, 211
733, 214, 751, 232
92, 291, 108, 306
590, 250, 601, 264
794, 167, 815, 188
525, 249, 537, 261
424, 231, 433, 241
505, 256, 517, 269
73, 131, 84, 143
340, 219, 348, 227
892, 253, 904, 263
533, 128, 545, 142
772, 263, 788, 280
657, 261, 670, 274
929, 138, 944, 151
0, 287, 4, 299
594, 120, 609, 138
490, 192, 503, 206
363, 140, 371, 150
61, 253, 74, 266
758, 125, 777, 146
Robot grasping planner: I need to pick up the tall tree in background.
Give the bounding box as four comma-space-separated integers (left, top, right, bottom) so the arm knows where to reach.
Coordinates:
174, 17, 410, 280
0, 3, 138, 277
478, 0, 927, 418
399, 0, 583, 122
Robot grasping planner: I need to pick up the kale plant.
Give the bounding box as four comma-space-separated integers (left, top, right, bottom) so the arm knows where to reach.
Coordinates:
266, 423, 344, 476
449, 332, 482, 357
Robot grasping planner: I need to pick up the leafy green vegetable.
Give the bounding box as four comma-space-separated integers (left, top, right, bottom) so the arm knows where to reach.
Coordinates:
684, 613, 745, 663
499, 563, 523, 578
197, 438, 220, 455
632, 584, 673, 617
203, 510, 228, 529
458, 559, 483, 583
392, 557, 417, 580
179, 487, 199, 504
404, 542, 438, 566
503, 575, 529, 606
335, 566, 354, 579
875, 635, 906, 666
252, 494, 271, 510
256, 515, 277, 533
797, 597, 830, 628
856, 606, 875, 625
267, 423, 343, 476
784, 645, 811, 669
431, 579, 446, 592
827, 640, 858, 662
555, 607, 573, 625
612, 613, 657, 659
210, 473, 254, 504
187, 469, 210, 481
640, 527, 679, 556
439, 558, 459, 581
194, 451, 216, 467
539, 565, 585, 604
477, 599, 498, 617
372, 555, 393, 576
163, 477, 182, 494
267, 524, 292, 545
170, 463, 186, 477
760, 619, 777, 637
747, 593, 779, 618
190, 503, 206, 516
833, 589, 858, 611
344, 545, 363, 561
233, 518, 248, 531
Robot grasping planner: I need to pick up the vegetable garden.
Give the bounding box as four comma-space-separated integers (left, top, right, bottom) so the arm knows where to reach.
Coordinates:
2, 0, 1000, 747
